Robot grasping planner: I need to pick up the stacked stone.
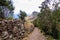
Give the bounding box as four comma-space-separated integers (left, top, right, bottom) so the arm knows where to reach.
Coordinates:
0, 19, 26, 40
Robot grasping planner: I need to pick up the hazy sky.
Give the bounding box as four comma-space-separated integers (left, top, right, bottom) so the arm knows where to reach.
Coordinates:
12, 0, 44, 15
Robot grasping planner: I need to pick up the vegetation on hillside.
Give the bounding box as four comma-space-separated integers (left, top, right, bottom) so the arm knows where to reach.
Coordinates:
33, 0, 60, 40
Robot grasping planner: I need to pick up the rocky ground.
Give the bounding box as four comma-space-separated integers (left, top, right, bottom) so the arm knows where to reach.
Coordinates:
0, 19, 34, 40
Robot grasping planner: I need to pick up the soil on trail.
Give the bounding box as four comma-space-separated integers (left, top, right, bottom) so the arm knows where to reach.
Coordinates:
22, 27, 46, 40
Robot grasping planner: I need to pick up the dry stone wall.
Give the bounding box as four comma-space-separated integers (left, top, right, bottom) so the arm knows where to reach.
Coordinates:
0, 19, 34, 40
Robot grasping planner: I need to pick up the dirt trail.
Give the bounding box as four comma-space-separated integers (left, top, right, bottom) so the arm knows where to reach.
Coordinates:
23, 27, 46, 40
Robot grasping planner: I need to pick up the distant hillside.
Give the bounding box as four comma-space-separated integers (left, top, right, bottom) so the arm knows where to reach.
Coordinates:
32, 11, 39, 16
24, 11, 39, 22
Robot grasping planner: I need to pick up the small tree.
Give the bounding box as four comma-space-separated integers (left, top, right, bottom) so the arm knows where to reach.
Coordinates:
19, 10, 27, 20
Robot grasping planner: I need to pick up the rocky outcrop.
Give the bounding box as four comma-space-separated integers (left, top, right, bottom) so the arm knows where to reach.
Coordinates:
0, 19, 34, 40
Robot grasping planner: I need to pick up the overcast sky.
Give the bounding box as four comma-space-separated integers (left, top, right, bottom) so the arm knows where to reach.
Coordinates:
12, 0, 44, 15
